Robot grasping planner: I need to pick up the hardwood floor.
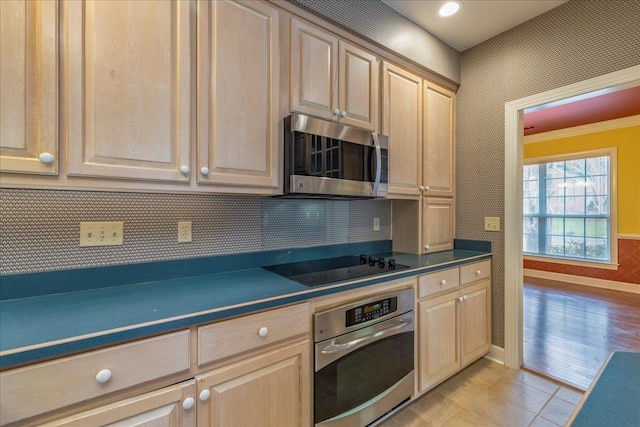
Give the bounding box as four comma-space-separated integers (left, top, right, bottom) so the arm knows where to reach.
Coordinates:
523, 276, 640, 391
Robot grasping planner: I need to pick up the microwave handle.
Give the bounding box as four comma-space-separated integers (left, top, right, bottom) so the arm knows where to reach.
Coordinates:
371, 133, 382, 197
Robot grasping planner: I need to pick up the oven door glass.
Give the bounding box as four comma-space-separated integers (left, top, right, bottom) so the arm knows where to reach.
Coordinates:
314, 330, 413, 424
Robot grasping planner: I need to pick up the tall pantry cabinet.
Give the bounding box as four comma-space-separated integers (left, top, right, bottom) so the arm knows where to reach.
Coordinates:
385, 62, 456, 254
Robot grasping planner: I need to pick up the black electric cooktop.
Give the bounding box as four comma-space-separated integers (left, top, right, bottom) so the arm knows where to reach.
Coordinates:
263, 254, 410, 287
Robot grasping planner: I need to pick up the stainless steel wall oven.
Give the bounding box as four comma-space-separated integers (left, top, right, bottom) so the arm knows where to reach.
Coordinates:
314, 289, 414, 426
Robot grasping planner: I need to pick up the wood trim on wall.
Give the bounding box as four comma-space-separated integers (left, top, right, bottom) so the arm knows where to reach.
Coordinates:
523, 115, 640, 144
524, 268, 640, 294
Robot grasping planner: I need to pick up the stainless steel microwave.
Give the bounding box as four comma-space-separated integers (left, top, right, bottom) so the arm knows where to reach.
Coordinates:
283, 113, 388, 198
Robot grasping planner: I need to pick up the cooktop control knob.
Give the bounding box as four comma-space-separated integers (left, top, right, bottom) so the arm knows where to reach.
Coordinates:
388, 259, 397, 270
378, 257, 385, 268
360, 254, 368, 265
368, 256, 376, 266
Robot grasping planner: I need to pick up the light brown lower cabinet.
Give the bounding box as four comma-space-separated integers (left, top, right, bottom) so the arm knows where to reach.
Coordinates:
42, 380, 196, 426
418, 277, 491, 393
196, 340, 311, 427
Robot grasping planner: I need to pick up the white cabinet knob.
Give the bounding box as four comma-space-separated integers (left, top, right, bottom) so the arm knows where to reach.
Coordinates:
340, 111, 347, 118
39, 152, 55, 164
425, 185, 430, 191
182, 397, 195, 410
95, 369, 112, 384
419, 186, 425, 191
333, 109, 340, 115
440, 279, 447, 286
200, 167, 210, 176
424, 245, 429, 251
180, 165, 190, 174
258, 327, 268, 337
476, 270, 482, 276
199, 390, 211, 401
458, 296, 464, 303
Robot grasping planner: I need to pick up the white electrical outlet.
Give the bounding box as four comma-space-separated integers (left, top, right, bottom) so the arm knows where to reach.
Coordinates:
80, 222, 124, 246
484, 217, 500, 231
178, 221, 192, 243
373, 217, 380, 231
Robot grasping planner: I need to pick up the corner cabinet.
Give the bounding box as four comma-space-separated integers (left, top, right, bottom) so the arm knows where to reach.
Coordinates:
417, 260, 491, 393
63, 0, 191, 182
291, 18, 378, 131
0, 0, 58, 175
196, 0, 281, 194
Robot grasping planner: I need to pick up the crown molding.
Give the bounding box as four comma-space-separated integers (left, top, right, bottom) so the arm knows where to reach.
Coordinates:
524, 115, 640, 144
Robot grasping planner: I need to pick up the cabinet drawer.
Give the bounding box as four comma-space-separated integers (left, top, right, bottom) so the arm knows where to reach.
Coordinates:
0, 330, 190, 425
198, 303, 311, 366
418, 267, 459, 299
460, 260, 491, 285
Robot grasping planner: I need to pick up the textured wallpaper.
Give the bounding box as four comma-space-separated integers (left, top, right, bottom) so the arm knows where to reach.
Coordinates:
456, 0, 640, 347
0, 189, 390, 275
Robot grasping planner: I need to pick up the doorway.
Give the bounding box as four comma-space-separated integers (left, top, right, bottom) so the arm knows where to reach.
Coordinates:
502, 65, 640, 371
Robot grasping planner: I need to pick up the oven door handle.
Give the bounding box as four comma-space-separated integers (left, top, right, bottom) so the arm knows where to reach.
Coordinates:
320, 317, 412, 355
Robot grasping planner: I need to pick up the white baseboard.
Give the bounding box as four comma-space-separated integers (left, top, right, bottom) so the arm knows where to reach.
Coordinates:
484, 345, 505, 365
524, 269, 640, 294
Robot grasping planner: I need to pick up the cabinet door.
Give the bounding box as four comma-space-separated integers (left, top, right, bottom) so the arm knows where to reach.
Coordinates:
197, 0, 280, 193
382, 62, 422, 199
339, 41, 378, 131
43, 381, 196, 426
418, 292, 460, 392
196, 341, 311, 427
423, 82, 455, 197
422, 196, 454, 253
291, 18, 339, 120
0, 0, 57, 175
64, 0, 191, 182
460, 280, 491, 366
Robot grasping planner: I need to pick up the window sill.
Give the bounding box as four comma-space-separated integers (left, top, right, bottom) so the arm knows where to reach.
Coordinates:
523, 255, 619, 271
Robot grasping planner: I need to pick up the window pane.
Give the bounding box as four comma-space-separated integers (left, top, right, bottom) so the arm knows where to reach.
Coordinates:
524, 164, 539, 181
546, 196, 565, 214
524, 217, 539, 254
546, 178, 565, 198
565, 236, 585, 258
586, 156, 609, 175
565, 159, 585, 177
546, 235, 565, 255
524, 197, 538, 215
547, 217, 564, 235
565, 177, 586, 197
566, 218, 585, 237
586, 238, 608, 261
566, 196, 586, 214
524, 180, 539, 199
546, 162, 565, 178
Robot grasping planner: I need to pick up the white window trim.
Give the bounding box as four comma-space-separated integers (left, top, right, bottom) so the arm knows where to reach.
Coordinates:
523, 147, 618, 267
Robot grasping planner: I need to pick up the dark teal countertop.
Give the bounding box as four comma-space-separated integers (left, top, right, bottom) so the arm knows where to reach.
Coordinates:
569, 352, 640, 427
0, 240, 491, 369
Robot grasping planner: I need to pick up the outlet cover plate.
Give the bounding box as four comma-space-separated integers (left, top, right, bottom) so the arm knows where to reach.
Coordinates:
80, 222, 124, 246
178, 221, 192, 243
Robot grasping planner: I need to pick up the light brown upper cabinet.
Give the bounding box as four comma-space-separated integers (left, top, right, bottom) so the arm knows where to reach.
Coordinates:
0, 0, 58, 175
381, 62, 423, 199
423, 83, 455, 198
63, 0, 191, 182
197, 0, 281, 194
291, 18, 378, 131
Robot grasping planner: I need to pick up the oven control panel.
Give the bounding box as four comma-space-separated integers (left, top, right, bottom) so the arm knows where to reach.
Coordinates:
346, 296, 397, 327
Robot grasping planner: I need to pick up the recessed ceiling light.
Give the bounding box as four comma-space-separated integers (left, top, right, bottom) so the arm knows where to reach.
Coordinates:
439, 1, 462, 17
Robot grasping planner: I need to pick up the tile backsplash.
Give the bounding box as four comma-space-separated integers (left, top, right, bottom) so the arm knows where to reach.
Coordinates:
0, 189, 390, 275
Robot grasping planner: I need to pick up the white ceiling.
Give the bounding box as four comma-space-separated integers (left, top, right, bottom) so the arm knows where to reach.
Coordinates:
382, 0, 568, 51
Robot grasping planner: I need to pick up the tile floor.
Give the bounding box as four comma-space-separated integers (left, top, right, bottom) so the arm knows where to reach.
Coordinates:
378, 358, 583, 427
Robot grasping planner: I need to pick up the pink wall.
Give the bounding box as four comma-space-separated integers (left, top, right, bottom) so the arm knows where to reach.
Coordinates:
524, 238, 640, 285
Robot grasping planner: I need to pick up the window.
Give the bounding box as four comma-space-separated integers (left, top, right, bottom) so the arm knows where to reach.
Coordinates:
523, 150, 616, 264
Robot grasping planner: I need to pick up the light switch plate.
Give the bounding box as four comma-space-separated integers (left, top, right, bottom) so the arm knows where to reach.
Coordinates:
373, 217, 380, 231
484, 217, 500, 231
80, 222, 124, 246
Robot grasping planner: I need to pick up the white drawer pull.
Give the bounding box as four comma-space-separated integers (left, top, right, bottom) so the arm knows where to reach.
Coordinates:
440, 279, 447, 286
200, 167, 210, 176
180, 165, 190, 175
258, 327, 268, 338
476, 270, 481, 276
333, 109, 340, 116
341, 111, 347, 118
182, 397, 195, 410
39, 152, 55, 164
199, 389, 211, 401
95, 369, 112, 384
